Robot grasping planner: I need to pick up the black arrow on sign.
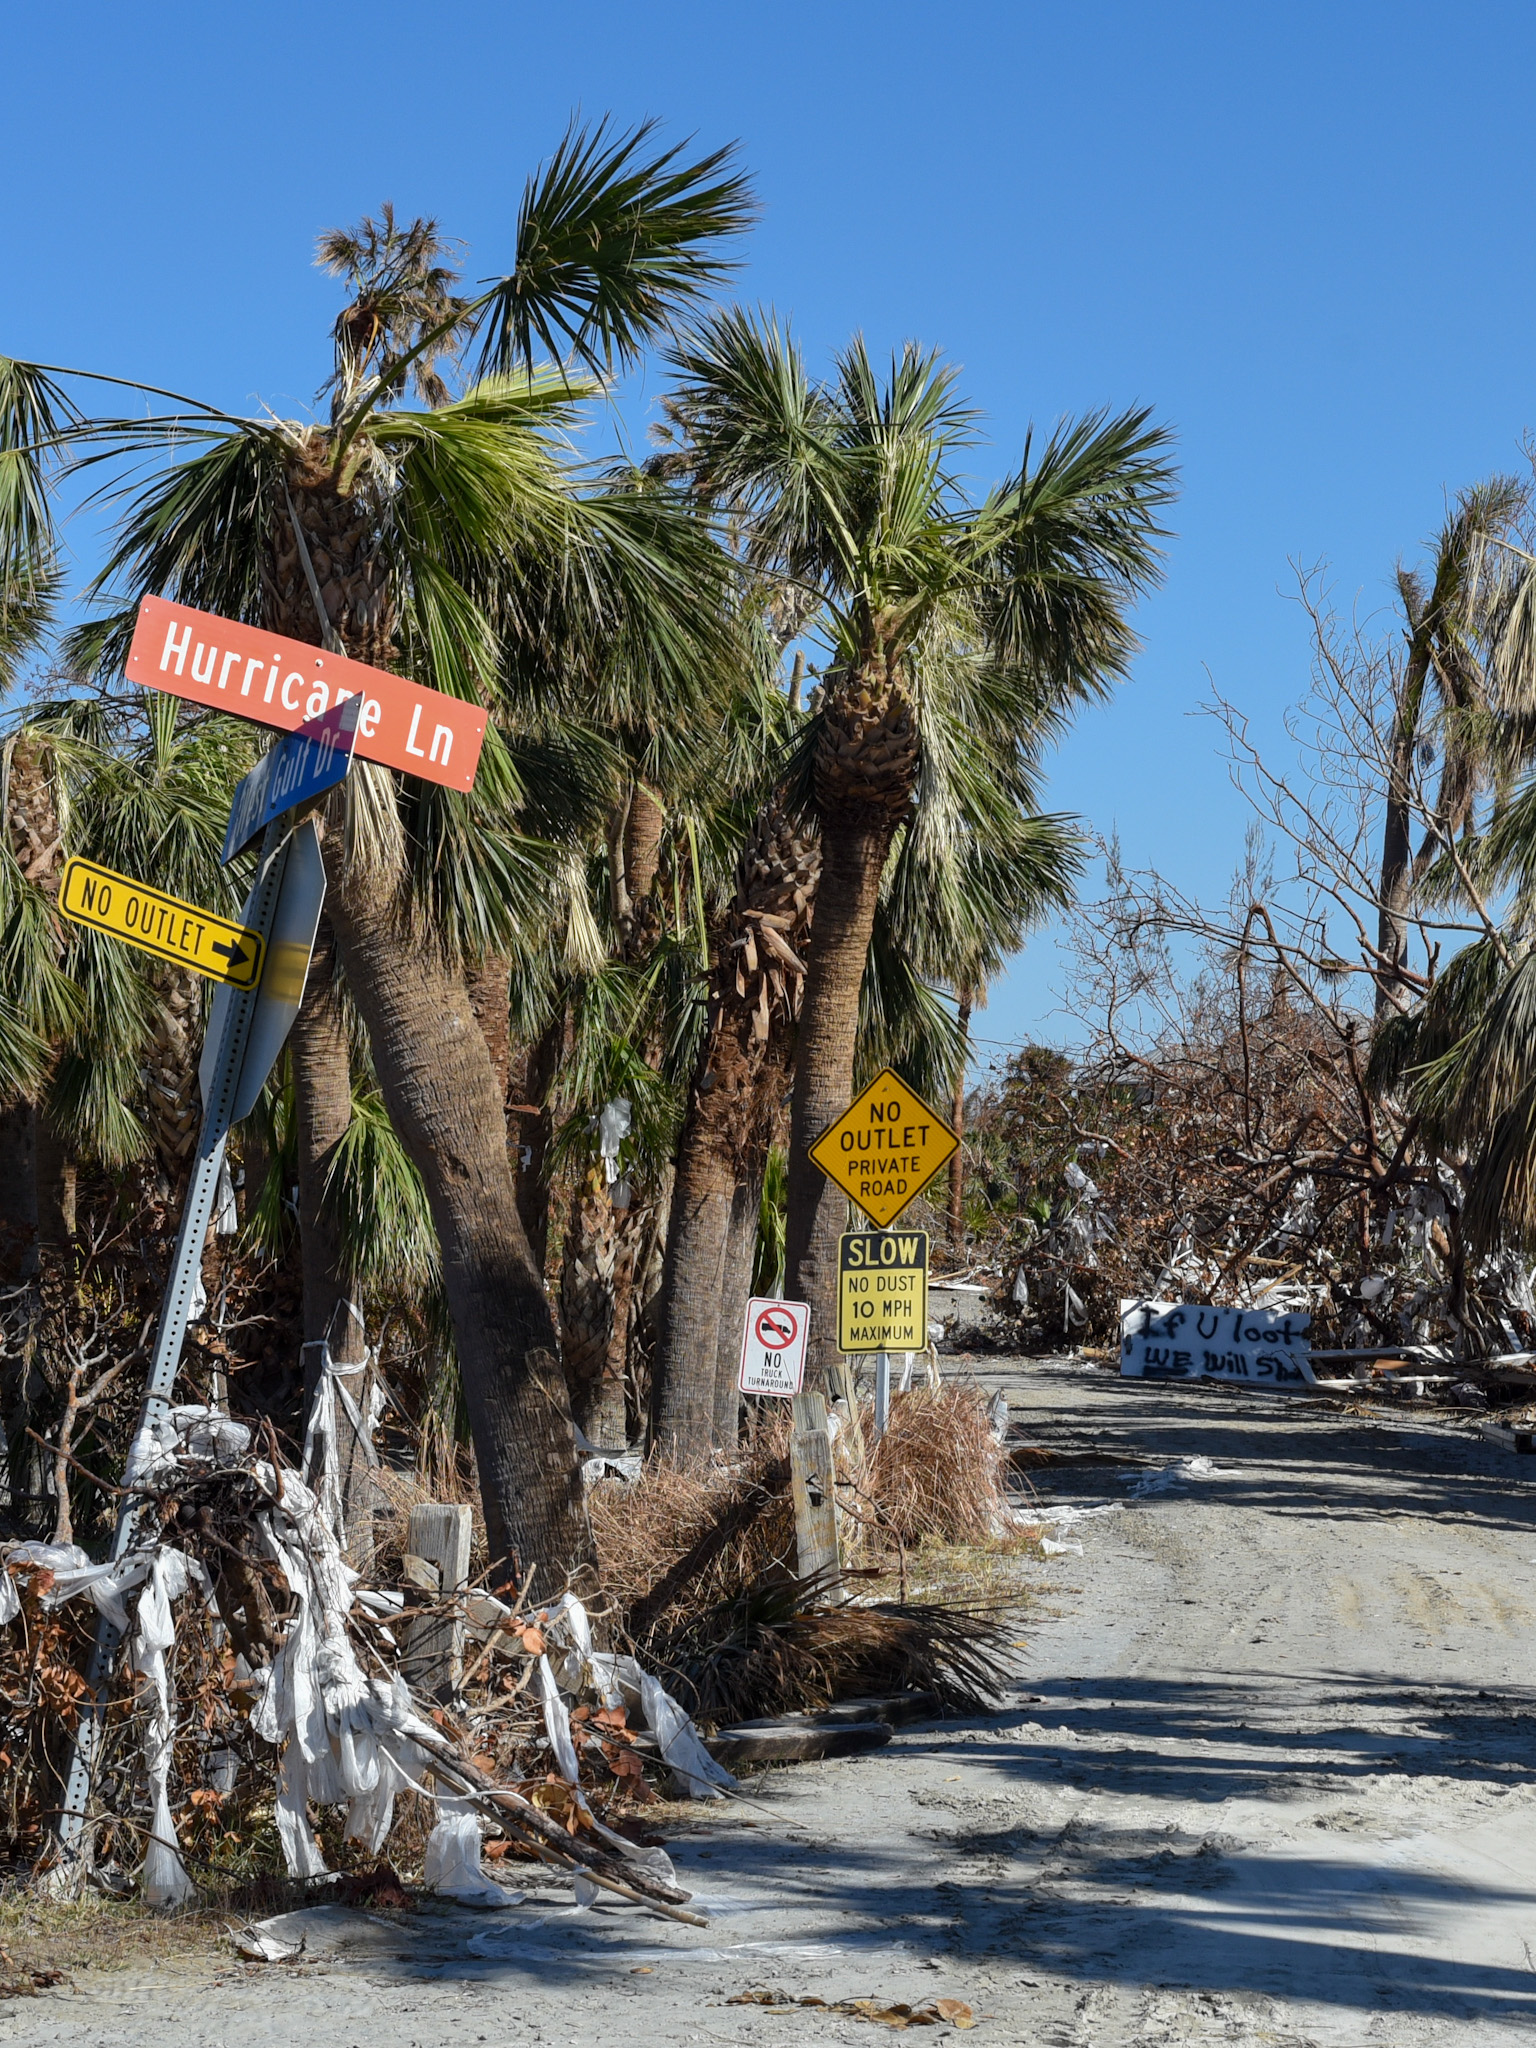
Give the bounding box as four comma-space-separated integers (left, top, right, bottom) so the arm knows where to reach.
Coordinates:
211, 938, 252, 973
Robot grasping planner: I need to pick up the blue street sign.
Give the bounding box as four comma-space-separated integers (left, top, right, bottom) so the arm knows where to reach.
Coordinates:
222, 694, 361, 864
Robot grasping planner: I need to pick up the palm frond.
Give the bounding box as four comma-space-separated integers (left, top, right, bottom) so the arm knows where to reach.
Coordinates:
971, 406, 1178, 703
476, 118, 755, 380
324, 1080, 441, 1294
64, 424, 283, 678
0, 357, 78, 688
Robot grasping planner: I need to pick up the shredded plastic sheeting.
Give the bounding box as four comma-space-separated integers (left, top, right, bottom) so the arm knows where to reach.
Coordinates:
300, 1342, 384, 1548
539, 1594, 737, 1802
134, 1546, 214, 1905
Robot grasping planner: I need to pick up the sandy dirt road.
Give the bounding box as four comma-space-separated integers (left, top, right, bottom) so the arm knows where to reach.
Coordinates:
10, 1357, 1536, 2047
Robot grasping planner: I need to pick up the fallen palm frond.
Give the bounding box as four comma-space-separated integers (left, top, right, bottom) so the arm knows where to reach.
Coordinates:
591, 1383, 1023, 1725
646, 1571, 1014, 1725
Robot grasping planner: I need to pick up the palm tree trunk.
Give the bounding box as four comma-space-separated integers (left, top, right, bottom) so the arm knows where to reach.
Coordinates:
464, 954, 513, 1140
514, 1006, 564, 1279
0, 1101, 37, 1281
323, 849, 593, 1594
560, 1181, 618, 1435
654, 804, 817, 1457
784, 813, 889, 1386
948, 988, 971, 1257
712, 1173, 759, 1447
623, 783, 667, 922
651, 1109, 736, 1460
35, 1110, 75, 1252
600, 1221, 639, 1447
270, 458, 591, 1592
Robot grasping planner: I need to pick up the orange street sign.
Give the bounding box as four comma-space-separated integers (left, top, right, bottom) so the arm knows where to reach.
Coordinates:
125, 596, 486, 791
808, 1067, 959, 1227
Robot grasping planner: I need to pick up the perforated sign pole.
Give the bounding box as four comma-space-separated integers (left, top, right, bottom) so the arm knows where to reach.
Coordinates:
51, 819, 293, 1887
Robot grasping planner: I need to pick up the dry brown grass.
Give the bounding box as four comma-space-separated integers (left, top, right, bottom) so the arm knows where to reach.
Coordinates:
0, 1888, 229, 1983
592, 1384, 1016, 1626
859, 1385, 1013, 1546
589, 1419, 799, 1634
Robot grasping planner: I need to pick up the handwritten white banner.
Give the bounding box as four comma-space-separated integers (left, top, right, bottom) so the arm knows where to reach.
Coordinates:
1120, 1300, 1315, 1387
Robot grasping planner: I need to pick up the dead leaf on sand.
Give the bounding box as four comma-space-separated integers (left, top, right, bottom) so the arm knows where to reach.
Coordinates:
726, 1989, 975, 2028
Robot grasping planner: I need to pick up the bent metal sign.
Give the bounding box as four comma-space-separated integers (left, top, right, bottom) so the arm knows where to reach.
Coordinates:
126, 595, 486, 791
1120, 1300, 1316, 1388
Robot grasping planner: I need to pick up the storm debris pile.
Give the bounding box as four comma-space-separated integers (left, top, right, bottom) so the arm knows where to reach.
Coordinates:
0, 1408, 729, 1915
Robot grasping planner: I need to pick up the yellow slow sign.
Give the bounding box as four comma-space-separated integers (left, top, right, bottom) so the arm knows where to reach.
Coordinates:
59, 858, 265, 990
808, 1067, 959, 1226
838, 1230, 929, 1352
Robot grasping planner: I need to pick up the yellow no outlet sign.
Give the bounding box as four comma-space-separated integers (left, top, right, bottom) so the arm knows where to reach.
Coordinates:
59, 857, 266, 989
809, 1067, 958, 1227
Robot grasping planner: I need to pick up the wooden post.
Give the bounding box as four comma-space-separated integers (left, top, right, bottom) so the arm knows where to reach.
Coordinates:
403, 1502, 473, 1697
790, 1390, 844, 1599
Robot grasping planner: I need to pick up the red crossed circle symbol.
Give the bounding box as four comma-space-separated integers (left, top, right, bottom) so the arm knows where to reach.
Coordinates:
755, 1305, 797, 1350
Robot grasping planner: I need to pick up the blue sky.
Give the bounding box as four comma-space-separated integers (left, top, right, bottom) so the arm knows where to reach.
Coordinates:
7, 1, 1535, 1071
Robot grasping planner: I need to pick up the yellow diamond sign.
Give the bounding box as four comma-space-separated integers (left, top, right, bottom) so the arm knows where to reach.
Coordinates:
808, 1067, 959, 1226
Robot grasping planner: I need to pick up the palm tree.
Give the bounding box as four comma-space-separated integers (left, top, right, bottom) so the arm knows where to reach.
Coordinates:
650, 796, 819, 1456
0, 118, 755, 1592
1373, 479, 1528, 1017
665, 313, 1176, 1380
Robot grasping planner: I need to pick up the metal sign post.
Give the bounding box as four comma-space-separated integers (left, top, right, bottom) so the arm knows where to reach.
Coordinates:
50, 818, 295, 1887
874, 1349, 891, 1437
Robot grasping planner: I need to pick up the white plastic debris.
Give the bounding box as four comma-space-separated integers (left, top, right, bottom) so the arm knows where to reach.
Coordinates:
421, 1794, 519, 1907
1130, 1456, 1224, 1496
596, 1097, 632, 1184
134, 1546, 214, 1905
538, 1593, 736, 1803
1040, 1538, 1084, 1557
1034, 1503, 1123, 1531
300, 1342, 383, 1547
580, 1450, 644, 1485
354, 1587, 406, 1619
213, 1157, 239, 1237
232, 1921, 304, 1962
0, 1416, 729, 1906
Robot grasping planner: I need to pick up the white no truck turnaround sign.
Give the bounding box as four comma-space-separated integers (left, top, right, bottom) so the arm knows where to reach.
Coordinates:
739, 1296, 810, 1398
1120, 1300, 1315, 1387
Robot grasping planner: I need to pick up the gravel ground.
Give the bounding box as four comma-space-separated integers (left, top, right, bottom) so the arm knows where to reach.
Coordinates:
9, 1355, 1536, 2047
